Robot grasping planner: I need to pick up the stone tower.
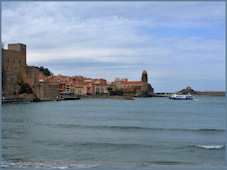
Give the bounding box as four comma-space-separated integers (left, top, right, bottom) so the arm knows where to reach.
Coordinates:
142, 70, 148, 82
8, 43, 26, 53
2, 43, 27, 98
2, 43, 39, 99
141, 70, 149, 97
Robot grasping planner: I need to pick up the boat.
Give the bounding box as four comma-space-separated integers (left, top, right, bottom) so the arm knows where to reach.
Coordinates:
63, 96, 81, 100
169, 94, 193, 100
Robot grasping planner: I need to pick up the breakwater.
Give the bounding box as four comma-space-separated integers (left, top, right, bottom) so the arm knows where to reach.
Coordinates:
156, 91, 225, 97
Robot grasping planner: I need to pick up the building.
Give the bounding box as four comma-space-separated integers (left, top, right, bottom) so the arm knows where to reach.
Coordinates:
141, 70, 149, 97
71, 83, 87, 95
112, 70, 154, 97
39, 71, 48, 82
3, 43, 154, 100
2, 43, 59, 101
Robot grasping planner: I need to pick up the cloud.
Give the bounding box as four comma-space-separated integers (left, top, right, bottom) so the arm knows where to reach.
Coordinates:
2, 1, 225, 92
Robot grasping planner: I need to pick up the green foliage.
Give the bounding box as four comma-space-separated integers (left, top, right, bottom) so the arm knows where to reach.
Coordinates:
107, 87, 113, 91
43, 68, 51, 76
39, 66, 52, 76
39, 66, 44, 72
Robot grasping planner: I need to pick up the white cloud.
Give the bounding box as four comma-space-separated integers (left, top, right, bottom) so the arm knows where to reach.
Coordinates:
2, 1, 225, 92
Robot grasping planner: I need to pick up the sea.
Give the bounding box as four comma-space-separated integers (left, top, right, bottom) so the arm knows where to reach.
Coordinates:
2, 97, 226, 169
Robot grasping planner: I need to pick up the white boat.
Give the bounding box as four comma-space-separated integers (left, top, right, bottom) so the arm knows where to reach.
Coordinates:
169, 94, 193, 100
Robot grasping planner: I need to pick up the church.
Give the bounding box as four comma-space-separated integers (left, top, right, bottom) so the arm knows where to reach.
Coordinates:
113, 70, 154, 97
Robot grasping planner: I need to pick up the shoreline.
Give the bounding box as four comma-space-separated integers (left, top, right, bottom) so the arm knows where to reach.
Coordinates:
80, 96, 135, 100
2, 92, 225, 103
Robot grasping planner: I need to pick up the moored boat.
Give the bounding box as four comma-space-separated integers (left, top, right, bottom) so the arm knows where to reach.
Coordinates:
64, 96, 81, 100
169, 94, 193, 100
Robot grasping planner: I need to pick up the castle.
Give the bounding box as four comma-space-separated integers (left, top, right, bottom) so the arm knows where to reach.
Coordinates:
2, 43, 59, 101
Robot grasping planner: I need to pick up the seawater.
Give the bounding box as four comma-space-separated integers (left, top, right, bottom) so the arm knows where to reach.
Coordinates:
2, 97, 226, 168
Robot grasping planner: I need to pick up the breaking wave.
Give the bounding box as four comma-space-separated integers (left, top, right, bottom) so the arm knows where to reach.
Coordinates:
195, 145, 225, 150
1, 160, 99, 169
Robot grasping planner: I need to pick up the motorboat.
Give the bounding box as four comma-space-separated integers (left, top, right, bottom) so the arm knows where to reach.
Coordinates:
169, 94, 193, 100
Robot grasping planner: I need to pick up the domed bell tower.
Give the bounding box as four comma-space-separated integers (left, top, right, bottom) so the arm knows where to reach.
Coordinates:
142, 70, 148, 82
141, 70, 149, 97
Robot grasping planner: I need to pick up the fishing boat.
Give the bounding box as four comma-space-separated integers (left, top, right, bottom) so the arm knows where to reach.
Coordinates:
169, 94, 193, 100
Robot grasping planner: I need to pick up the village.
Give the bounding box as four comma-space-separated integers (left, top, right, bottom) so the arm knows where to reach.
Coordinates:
2, 43, 155, 102
2, 43, 224, 103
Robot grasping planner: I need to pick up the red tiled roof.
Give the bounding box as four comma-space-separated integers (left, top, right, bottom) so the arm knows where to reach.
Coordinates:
39, 75, 46, 79
70, 83, 77, 87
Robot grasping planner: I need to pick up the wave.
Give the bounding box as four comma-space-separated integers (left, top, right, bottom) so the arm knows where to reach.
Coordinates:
62, 141, 225, 151
2, 159, 225, 169
51, 124, 225, 133
2, 160, 99, 169
197, 129, 225, 132
64, 141, 153, 149
195, 145, 225, 150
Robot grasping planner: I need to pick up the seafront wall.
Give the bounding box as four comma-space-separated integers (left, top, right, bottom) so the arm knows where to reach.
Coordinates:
196, 92, 225, 97
37, 82, 60, 101
156, 92, 225, 97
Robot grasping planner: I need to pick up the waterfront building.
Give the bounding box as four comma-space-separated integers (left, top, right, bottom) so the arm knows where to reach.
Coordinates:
113, 78, 128, 91
84, 82, 94, 95
93, 78, 108, 95
112, 70, 154, 97
71, 83, 87, 95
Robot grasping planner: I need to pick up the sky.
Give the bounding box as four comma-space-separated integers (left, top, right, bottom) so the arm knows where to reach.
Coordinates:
1, 1, 226, 92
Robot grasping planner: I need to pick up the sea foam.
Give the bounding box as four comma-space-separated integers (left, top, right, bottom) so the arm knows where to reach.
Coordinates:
196, 145, 224, 149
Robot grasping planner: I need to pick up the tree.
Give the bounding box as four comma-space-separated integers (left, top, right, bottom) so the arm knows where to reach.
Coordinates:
43, 68, 51, 76
39, 66, 44, 72
39, 66, 52, 76
107, 87, 113, 91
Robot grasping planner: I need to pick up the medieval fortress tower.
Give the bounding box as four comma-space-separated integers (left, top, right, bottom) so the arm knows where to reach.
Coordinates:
2, 43, 59, 100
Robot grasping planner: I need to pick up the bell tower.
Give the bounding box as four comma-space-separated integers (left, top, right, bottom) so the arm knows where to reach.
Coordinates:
142, 70, 148, 82
141, 70, 149, 97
